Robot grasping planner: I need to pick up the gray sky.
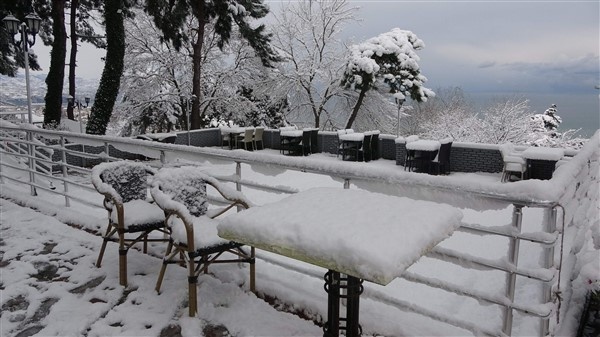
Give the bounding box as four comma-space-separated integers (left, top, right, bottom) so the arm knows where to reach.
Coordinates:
31, 0, 600, 133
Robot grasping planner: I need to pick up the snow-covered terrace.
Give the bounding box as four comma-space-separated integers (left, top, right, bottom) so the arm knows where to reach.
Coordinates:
1, 122, 598, 336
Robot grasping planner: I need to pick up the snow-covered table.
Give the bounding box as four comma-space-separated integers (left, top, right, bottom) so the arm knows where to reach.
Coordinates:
338, 133, 365, 161
522, 147, 564, 180
218, 187, 463, 336
279, 130, 303, 155
220, 127, 251, 149
405, 140, 441, 174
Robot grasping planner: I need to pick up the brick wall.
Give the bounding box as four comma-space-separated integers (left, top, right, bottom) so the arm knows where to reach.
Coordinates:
394, 141, 504, 173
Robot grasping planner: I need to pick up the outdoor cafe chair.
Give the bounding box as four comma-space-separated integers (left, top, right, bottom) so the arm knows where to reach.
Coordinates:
370, 131, 380, 160
357, 133, 373, 162
236, 128, 254, 150
499, 142, 526, 182
150, 166, 255, 317
431, 138, 453, 175
91, 160, 169, 287
291, 130, 312, 156
309, 128, 319, 154
252, 127, 264, 150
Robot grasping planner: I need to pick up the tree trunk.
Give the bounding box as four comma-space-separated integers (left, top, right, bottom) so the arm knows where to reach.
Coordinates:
43, 0, 67, 127
344, 87, 367, 129
191, 3, 206, 130
66, 0, 78, 121
86, 0, 124, 135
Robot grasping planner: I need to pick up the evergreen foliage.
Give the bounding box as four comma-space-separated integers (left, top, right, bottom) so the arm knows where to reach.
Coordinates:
86, 0, 126, 135
0, 2, 45, 76
341, 28, 433, 129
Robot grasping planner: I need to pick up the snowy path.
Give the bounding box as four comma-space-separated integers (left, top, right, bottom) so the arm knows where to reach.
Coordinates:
0, 198, 321, 336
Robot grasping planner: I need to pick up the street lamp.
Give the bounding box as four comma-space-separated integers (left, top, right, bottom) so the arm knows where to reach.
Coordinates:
67, 96, 90, 133
395, 96, 405, 137
3, 12, 42, 124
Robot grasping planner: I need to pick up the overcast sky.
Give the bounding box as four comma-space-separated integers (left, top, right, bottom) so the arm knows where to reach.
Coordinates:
30, 0, 599, 133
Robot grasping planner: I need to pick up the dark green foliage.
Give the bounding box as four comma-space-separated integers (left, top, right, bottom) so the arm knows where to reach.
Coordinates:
0, 1, 45, 76
86, 0, 125, 135
43, 0, 66, 126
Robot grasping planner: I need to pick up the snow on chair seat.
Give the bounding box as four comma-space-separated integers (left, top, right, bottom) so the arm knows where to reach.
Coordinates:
91, 160, 169, 287
150, 166, 255, 317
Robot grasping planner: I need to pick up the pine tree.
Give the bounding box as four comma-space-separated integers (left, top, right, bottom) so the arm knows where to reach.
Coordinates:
341, 28, 434, 129
85, 0, 126, 135
144, 0, 279, 130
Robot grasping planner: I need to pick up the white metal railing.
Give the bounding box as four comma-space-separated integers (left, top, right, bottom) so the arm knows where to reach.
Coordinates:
1, 122, 597, 336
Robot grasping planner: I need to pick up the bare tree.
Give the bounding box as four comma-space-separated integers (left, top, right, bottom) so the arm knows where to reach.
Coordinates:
271, 0, 357, 128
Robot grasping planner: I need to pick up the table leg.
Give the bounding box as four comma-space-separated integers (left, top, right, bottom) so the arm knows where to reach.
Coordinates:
323, 270, 363, 337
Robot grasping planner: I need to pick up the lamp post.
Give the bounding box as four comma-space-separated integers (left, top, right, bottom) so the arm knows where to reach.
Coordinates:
67, 96, 90, 133
3, 12, 42, 124
395, 96, 405, 137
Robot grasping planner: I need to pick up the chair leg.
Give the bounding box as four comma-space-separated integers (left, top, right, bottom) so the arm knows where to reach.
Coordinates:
118, 231, 127, 286
188, 258, 197, 317
96, 225, 115, 268
250, 247, 256, 293
155, 241, 174, 293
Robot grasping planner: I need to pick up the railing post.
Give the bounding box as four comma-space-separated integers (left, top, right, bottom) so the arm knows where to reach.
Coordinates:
344, 178, 350, 189
503, 204, 523, 336
104, 142, 110, 162
540, 206, 558, 336
60, 136, 70, 207
160, 150, 166, 164
27, 130, 37, 196
236, 161, 242, 212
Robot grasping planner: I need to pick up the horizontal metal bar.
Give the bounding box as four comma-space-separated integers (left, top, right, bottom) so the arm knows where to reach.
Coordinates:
458, 223, 559, 245
428, 247, 556, 282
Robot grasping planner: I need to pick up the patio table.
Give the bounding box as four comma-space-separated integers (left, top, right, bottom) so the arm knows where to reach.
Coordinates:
521, 147, 564, 180
220, 127, 249, 149
405, 140, 441, 174
136, 133, 177, 143
280, 130, 303, 155
338, 133, 364, 161
218, 187, 463, 337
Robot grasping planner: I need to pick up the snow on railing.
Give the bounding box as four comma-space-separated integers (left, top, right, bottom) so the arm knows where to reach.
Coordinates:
0, 123, 597, 337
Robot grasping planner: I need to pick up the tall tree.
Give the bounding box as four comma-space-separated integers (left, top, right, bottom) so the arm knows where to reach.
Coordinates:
145, 0, 279, 130
341, 28, 434, 129
65, 0, 105, 121
271, 0, 357, 128
43, 0, 67, 127
86, 0, 126, 135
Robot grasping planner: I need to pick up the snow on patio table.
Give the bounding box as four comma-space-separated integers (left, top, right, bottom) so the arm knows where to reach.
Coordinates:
218, 187, 463, 285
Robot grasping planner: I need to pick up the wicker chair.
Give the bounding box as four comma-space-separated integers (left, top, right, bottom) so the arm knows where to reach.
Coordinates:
91, 161, 169, 286
150, 166, 255, 317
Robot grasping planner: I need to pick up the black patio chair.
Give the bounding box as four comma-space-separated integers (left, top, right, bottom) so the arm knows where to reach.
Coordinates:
370, 131, 380, 160
150, 166, 255, 317
310, 129, 319, 154
358, 134, 373, 162
91, 160, 169, 286
291, 130, 312, 156
432, 139, 453, 175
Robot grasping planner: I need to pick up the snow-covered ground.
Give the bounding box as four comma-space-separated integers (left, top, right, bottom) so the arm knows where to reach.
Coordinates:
1, 132, 598, 336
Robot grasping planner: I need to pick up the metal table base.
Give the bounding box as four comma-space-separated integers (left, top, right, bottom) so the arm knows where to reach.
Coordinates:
323, 270, 364, 337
